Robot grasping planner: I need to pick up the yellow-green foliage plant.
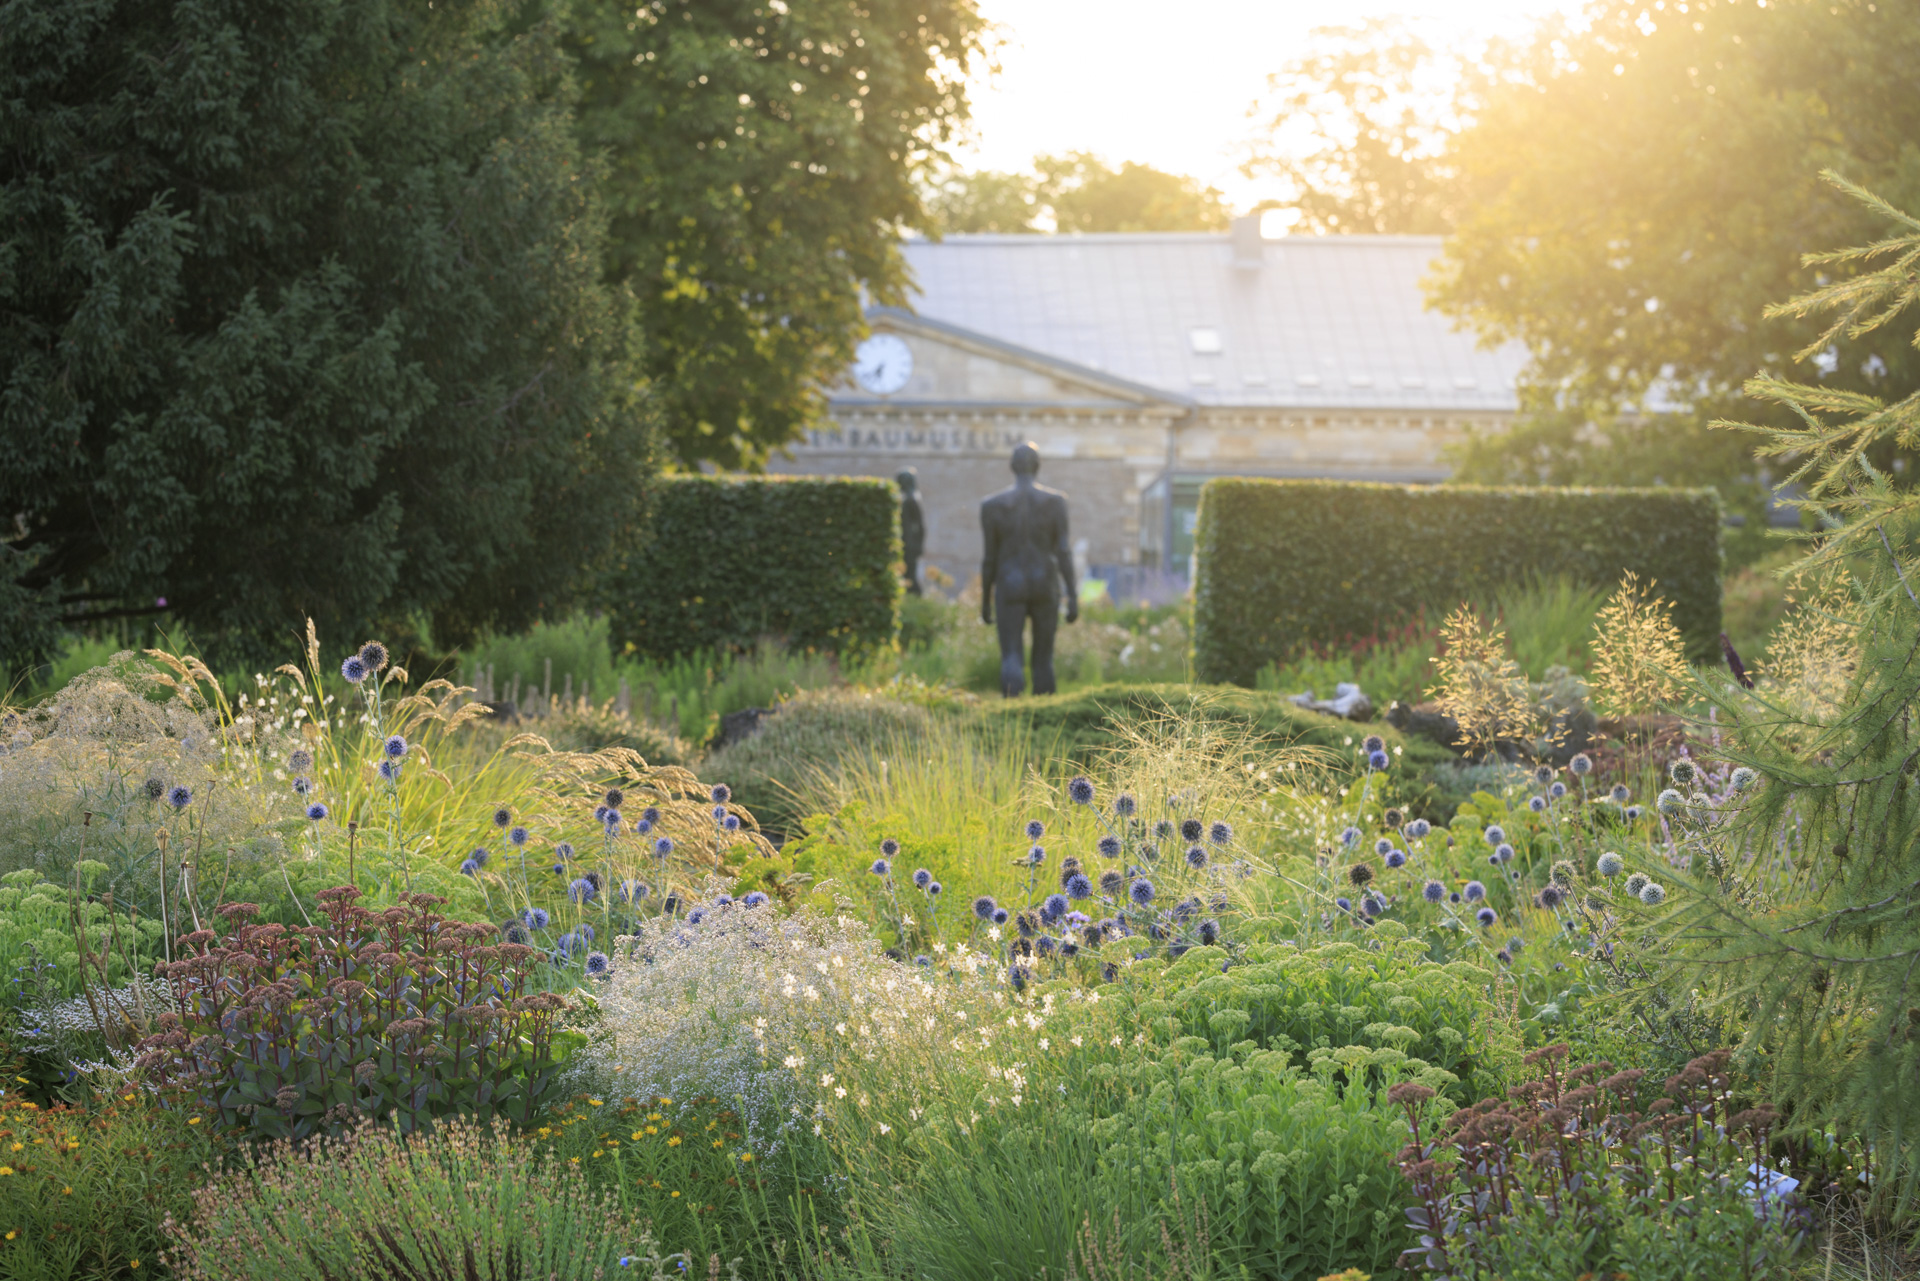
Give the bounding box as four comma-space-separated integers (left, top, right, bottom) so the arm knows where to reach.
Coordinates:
1653, 174, 1920, 1216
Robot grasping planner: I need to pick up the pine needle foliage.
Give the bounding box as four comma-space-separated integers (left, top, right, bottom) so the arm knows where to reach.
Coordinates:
1658, 172, 1920, 1216
1586, 572, 1690, 716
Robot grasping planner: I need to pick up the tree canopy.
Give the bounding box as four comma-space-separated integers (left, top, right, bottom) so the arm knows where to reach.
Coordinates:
561, 0, 989, 470
0, 0, 647, 669
928, 153, 1230, 234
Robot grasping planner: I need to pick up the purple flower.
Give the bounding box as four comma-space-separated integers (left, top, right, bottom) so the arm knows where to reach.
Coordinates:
654, 836, 673, 858
459, 859, 479, 876
743, 891, 769, 907
1042, 893, 1069, 921
1362, 734, 1385, 754
166, 784, 192, 810
870, 858, 891, 876
1569, 753, 1593, 776
1422, 880, 1445, 904
1368, 750, 1390, 770
1476, 906, 1498, 928
1129, 878, 1155, 905
1097, 834, 1122, 858
378, 758, 400, 783
1385, 849, 1406, 869
973, 895, 998, 920
1335, 897, 1352, 912
1550, 781, 1568, 799
492, 808, 512, 829
305, 802, 328, 822
555, 842, 574, 862
1529, 796, 1547, 813
723, 814, 741, 831
1066, 873, 1093, 899
1495, 843, 1515, 864
522, 907, 550, 931
913, 868, 933, 889
710, 784, 731, 803
881, 838, 901, 858
585, 952, 610, 975
383, 734, 407, 759
1067, 776, 1095, 805
1026, 819, 1045, 840
1484, 825, 1506, 846
469, 847, 490, 867
340, 656, 369, 684
569, 877, 597, 904
1464, 880, 1486, 902
509, 826, 529, 848
1028, 845, 1046, 866
358, 641, 388, 672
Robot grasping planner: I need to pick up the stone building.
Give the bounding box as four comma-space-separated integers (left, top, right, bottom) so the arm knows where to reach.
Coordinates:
767, 217, 1529, 595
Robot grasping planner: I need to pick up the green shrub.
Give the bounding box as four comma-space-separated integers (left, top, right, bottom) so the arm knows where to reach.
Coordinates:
1191, 480, 1723, 685
701, 687, 935, 830
165, 1115, 632, 1280
608, 476, 900, 662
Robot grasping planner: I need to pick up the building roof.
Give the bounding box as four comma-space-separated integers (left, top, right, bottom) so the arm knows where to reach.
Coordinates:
890, 230, 1528, 413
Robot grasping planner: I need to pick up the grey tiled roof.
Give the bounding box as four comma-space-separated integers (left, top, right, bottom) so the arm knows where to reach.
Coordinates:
892, 231, 1527, 412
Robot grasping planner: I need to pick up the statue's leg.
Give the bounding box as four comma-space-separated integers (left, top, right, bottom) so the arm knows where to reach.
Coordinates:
1030, 596, 1060, 696
905, 557, 922, 596
995, 589, 1027, 697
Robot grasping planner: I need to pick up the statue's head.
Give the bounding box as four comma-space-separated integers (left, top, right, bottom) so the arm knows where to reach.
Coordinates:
895, 467, 918, 494
1010, 442, 1041, 476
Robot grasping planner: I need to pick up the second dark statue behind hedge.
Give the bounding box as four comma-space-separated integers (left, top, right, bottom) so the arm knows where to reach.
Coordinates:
608, 475, 900, 661
1191, 479, 1723, 687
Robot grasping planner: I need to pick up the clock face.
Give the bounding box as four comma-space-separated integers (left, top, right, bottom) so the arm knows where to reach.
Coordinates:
851, 334, 914, 395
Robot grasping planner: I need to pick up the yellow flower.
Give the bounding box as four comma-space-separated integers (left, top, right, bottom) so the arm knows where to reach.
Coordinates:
711, 1139, 723, 1148
61, 1187, 71, 1195
568, 1157, 580, 1166
647, 1112, 661, 1121
130, 1261, 140, 1270
592, 1150, 603, 1158
740, 1153, 754, 1163
670, 1190, 681, 1198
0, 1167, 14, 1176
632, 1131, 644, 1141
667, 1136, 681, 1147
5, 1230, 14, 1240
589, 1099, 603, 1107
645, 1126, 658, 1135
187, 1118, 201, 1126
7, 1144, 18, 1152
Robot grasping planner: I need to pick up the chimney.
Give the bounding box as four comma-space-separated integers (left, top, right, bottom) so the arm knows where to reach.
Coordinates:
1230, 214, 1264, 271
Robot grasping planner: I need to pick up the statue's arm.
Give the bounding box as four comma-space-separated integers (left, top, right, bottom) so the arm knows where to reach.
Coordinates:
1053, 497, 1078, 622
979, 505, 998, 624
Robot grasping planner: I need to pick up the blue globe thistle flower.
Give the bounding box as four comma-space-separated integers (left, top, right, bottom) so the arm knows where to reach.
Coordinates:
1495, 843, 1515, 864
459, 860, 479, 877
928, 881, 942, 896
555, 842, 574, 862
1450, 891, 1462, 903
569, 878, 597, 904
1495, 948, 1512, 965
1368, 749, 1390, 770
1528, 796, 1547, 813
1339, 826, 1361, 848
1184, 845, 1207, 870
1408, 818, 1432, 839
1534, 764, 1555, 785
1067, 776, 1095, 806
383, 734, 407, 759
1421, 880, 1445, 904
880, 838, 901, 858
992, 908, 1010, 925
1007, 965, 1027, 992
1549, 781, 1568, 799
469, 847, 490, 867
1066, 873, 1093, 899
1129, 878, 1155, 905
1042, 892, 1069, 921
869, 858, 891, 876
340, 655, 369, 684
166, 784, 192, 810
709, 897, 730, 910
1360, 896, 1381, 918
1096, 834, 1122, 859
1026, 819, 1046, 840
710, 783, 731, 803
1373, 837, 1393, 856
1385, 848, 1407, 869
378, 758, 401, 783
1028, 845, 1046, 866
687, 907, 707, 925
1335, 897, 1352, 912
1035, 936, 1057, 957
973, 895, 998, 920
634, 818, 653, 835
1596, 851, 1625, 877
1362, 734, 1386, 754
1625, 804, 1644, 820
522, 907, 550, 931
1208, 821, 1233, 846
293, 776, 313, 796
912, 868, 932, 889
493, 807, 512, 828
552, 863, 567, 876
604, 810, 623, 830
1113, 792, 1137, 817
619, 880, 649, 903
723, 814, 741, 832
1476, 906, 1498, 928
305, 802, 328, 822
743, 891, 769, 908
654, 836, 674, 858
711, 804, 727, 821
502, 923, 531, 945
1610, 783, 1632, 804
1179, 818, 1203, 843
288, 748, 315, 774
1464, 880, 1486, 901
1569, 752, 1594, 776
642, 806, 661, 825
1484, 824, 1506, 846
555, 933, 580, 957
585, 952, 610, 976
509, 825, 529, 847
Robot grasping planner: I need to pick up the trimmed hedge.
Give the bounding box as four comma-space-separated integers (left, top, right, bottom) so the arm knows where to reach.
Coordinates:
1192, 480, 1723, 686
608, 475, 899, 661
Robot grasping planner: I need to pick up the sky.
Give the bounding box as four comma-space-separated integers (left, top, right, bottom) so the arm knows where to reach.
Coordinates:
951, 0, 1583, 215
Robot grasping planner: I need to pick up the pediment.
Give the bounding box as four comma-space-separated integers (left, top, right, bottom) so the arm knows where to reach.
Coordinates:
828, 308, 1189, 411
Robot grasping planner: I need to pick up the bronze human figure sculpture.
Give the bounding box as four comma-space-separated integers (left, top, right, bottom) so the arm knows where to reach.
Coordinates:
896, 468, 925, 597
980, 442, 1076, 697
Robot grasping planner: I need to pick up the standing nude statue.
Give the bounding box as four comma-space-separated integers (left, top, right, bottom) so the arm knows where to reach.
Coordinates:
896, 468, 925, 597
980, 442, 1077, 697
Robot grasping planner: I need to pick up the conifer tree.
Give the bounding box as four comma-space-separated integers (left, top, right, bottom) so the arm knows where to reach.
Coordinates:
1659, 172, 1920, 1210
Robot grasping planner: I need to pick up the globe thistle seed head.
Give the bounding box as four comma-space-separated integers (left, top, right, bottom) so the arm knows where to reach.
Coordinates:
1623, 870, 1650, 897
1411, 818, 1432, 839
1097, 834, 1122, 859
1099, 869, 1124, 894
378, 758, 400, 783
1484, 825, 1506, 846
1539, 885, 1564, 909
522, 907, 550, 931
912, 868, 932, 889
603, 788, 625, 810
642, 806, 661, 825
1610, 783, 1632, 804
709, 783, 730, 804
1421, 880, 1445, 904
1476, 906, 1498, 928
1113, 792, 1138, 817
492, 807, 512, 828
502, 924, 531, 945
620, 880, 649, 903
662, 894, 680, 914
1639, 882, 1667, 906
1550, 860, 1577, 888
1549, 781, 1568, 799
634, 818, 653, 835
1348, 862, 1374, 887
1129, 878, 1156, 905
1339, 826, 1361, 848
569, 878, 597, 904
1184, 845, 1208, 870
585, 872, 603, 893
654, 837, 674, 858
383, 734, 407, 759
973, 895, 998, 920
1066, 873, 1093, 899
1208, 821, 1233, 846
357, 641, 388, 672
585, 952, 610, 976
293, 776, 313, 796
1729, 766, 1758, 793
305, 802, 328, 822
166, 784, 193, 810
1028, 845, 1046, 866
1656, 788, 1685, 815
508, 825, 529, 848
1034, 935, 1057, 957
1067, 776, 1095, 806
143, 778, 166, 801
1138, 842, 1160, 862
1014, 911, 1037, 939
1488, 853, 1501, 867
340, 656, 369, 684
1450, 891, 1462, 903
1464, 880, 1486, 902
1179, 818, 1203, 843
743, 891, 769, 908
869, 858, 891, 877
1626, 804, 1644, 820
289, 749, 314, 774
928, 881, 942, 896
1669, 758, 1698, 787
1385, 849, 1407, 869
552, 864, 566, 876
1533, 765, 1555, 785
1596, 851, 1625, 877
992, 908, 1010, 925
1026, 819, 1046, 840
1007, 965, 1027, 992
880, 838, 901, 858
1528, 796, 1547, 813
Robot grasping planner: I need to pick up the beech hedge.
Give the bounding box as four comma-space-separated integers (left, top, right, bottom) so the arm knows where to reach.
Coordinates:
1192, 479, 1722, 687
608, 475, 899, 661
